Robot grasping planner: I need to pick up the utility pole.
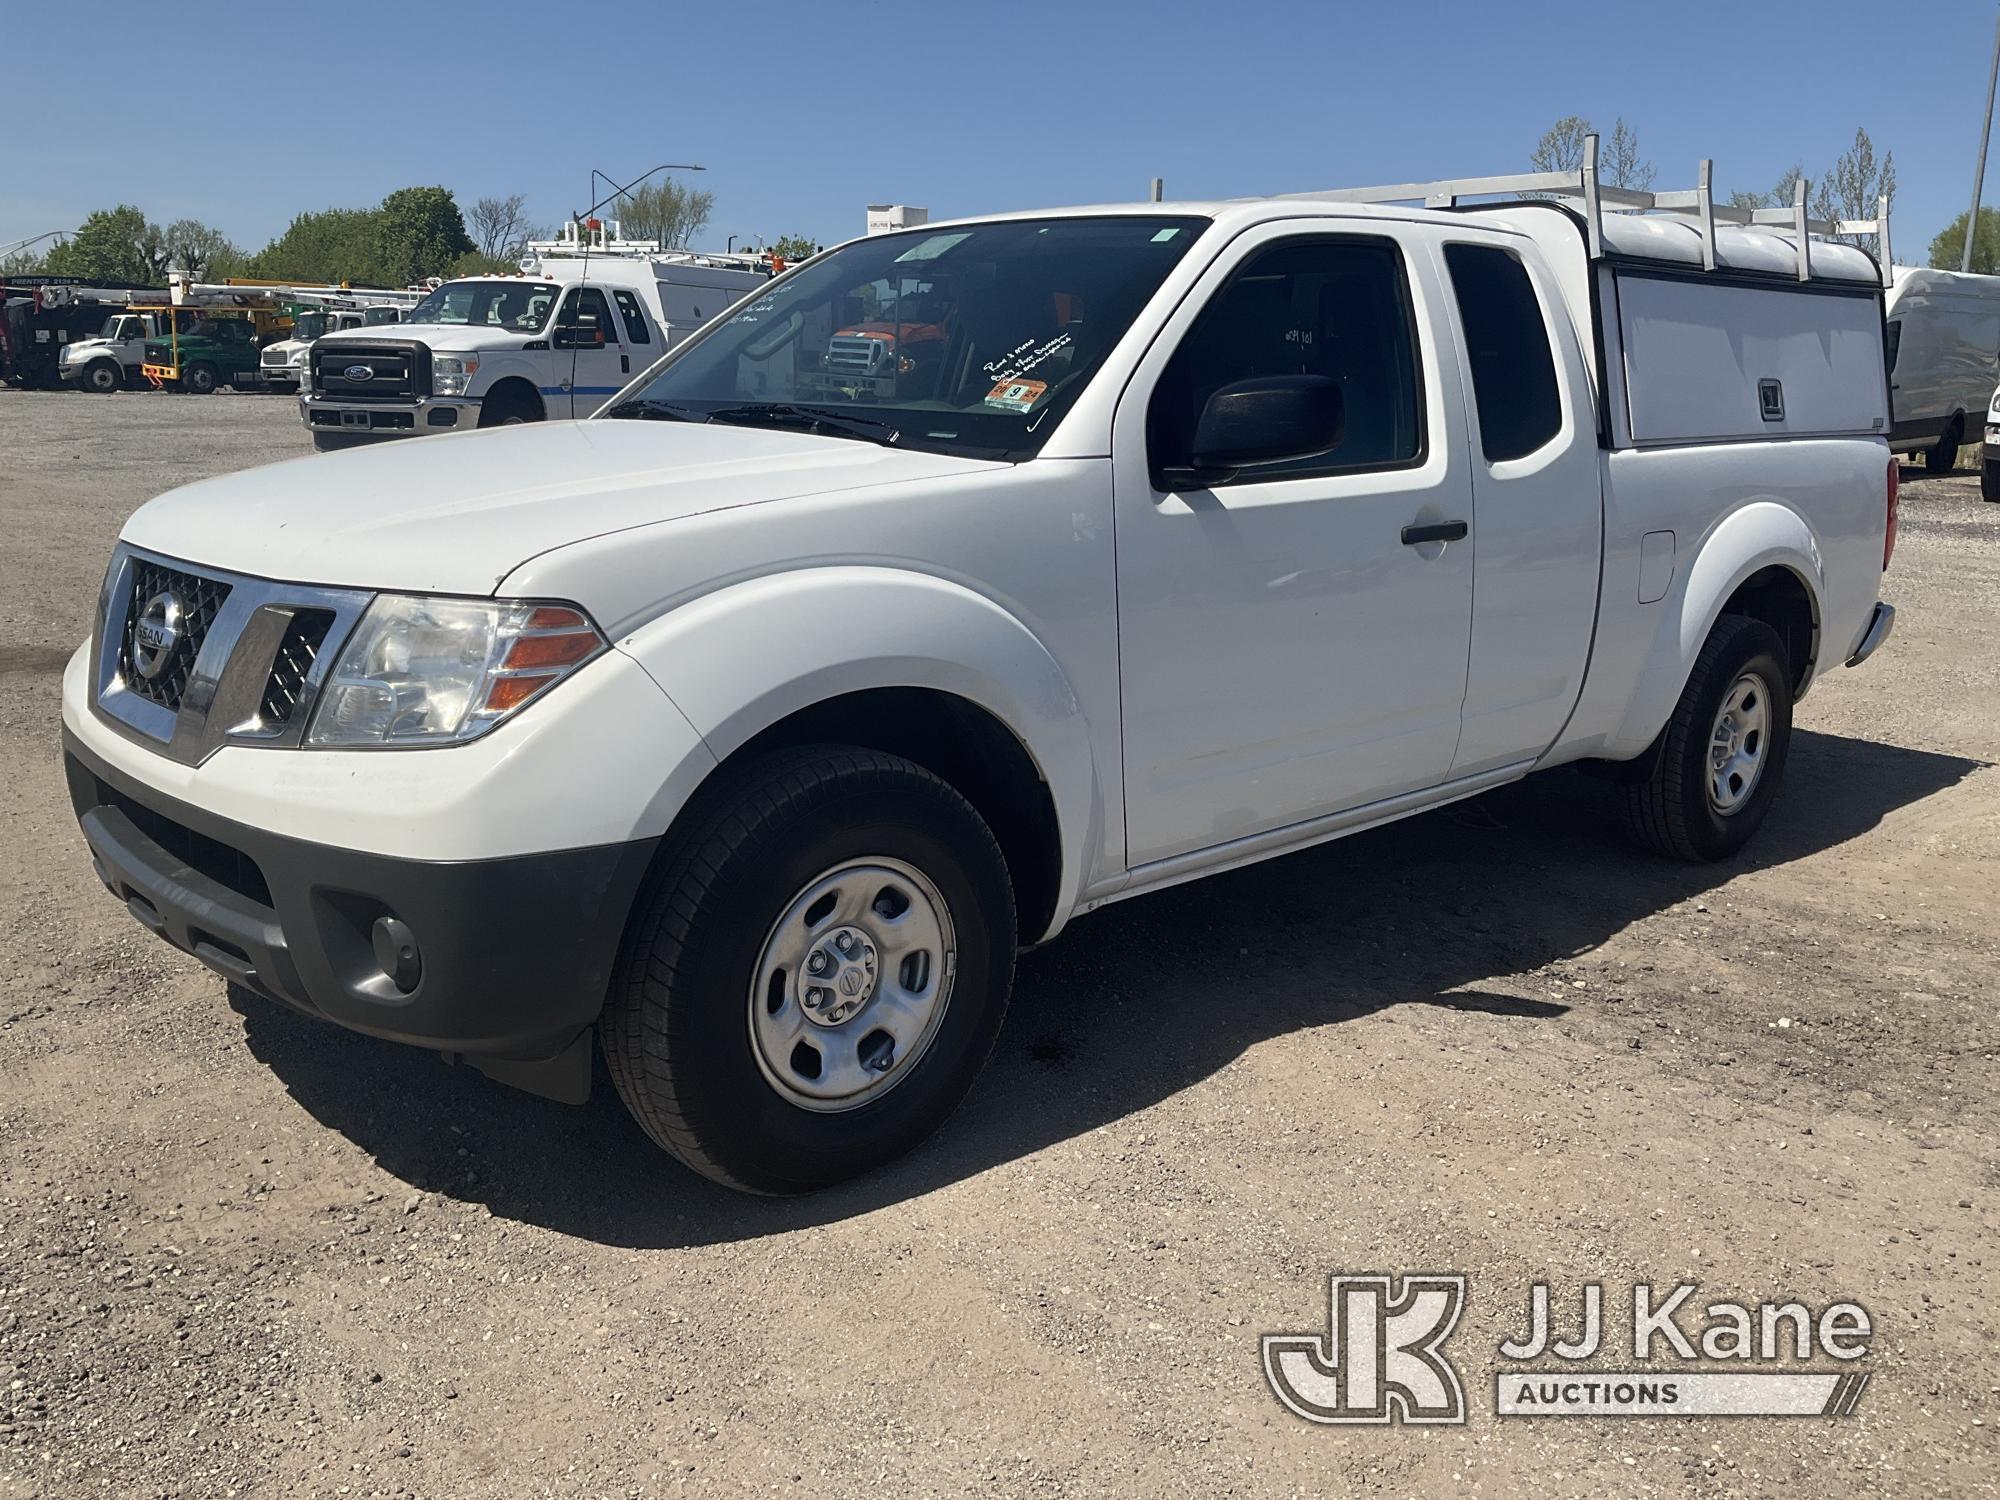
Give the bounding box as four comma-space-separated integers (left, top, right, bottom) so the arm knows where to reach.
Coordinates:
1963, 6, 2000, 272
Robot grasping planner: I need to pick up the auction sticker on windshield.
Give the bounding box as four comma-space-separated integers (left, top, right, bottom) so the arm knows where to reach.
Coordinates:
984, 378, 1049, 413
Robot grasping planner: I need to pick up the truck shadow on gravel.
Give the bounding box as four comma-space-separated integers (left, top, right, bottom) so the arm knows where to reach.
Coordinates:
230, 728, 1985, 1248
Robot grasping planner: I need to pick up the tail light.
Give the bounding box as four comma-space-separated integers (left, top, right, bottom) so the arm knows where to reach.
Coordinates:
1884, 456, 1899, 571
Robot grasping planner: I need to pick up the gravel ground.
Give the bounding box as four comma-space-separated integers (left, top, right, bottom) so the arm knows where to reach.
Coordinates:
1, 388, 1995, 1499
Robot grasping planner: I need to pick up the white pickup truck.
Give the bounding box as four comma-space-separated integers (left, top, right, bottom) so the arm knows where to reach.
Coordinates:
63, 172, 1898, 1193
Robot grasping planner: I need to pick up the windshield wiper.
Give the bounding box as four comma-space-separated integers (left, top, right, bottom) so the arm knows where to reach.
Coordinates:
704, 403, 900, 446
603, 397, 711, 423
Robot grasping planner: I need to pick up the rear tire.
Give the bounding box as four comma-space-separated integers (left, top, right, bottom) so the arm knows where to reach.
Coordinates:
1924, 419, 1960, 474
83, 360, 123, 393
601, 746, 1017, 1194
1624, 614, 1794, 862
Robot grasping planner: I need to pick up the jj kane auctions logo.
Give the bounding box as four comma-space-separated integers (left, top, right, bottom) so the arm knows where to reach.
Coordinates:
1264, 1275, 1873, 1423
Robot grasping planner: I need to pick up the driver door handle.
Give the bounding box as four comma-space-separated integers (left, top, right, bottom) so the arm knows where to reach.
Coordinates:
1401, 520, 1469, 546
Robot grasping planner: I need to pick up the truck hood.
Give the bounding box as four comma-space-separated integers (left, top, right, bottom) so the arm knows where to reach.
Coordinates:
119, 419, 1005, 595
316, 324, 523, 353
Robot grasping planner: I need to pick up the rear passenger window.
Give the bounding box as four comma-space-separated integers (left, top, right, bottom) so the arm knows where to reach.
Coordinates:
612, 289, 652, 344
1444, 244, 1562, 461
1148, 237, 1423, 483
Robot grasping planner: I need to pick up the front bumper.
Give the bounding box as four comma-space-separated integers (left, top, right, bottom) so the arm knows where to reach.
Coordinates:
65, 729, 658, 1089
298, 392, 478, 437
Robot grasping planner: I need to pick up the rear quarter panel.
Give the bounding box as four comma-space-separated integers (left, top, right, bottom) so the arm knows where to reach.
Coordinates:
1550, 437, 1888, 763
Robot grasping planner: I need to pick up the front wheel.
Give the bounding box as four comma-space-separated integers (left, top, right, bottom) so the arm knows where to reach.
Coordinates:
1983, 459, 2000, 503
1624, 614, 1794, 862
601, 746, 1017, 1194
181, 362, 218, 395
83, 360, 123, 393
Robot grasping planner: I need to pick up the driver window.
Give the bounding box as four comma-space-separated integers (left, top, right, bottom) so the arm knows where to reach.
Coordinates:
557, 288, 617, 346
1147, 238, 1423, 483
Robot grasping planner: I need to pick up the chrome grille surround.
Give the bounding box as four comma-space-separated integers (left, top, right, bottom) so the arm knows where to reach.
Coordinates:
92, 543, 373, 766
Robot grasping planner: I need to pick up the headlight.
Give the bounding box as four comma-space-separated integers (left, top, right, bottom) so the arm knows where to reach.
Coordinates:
432, 353, 480, 396
289, 348, 308, 367
306, 595, 605, 748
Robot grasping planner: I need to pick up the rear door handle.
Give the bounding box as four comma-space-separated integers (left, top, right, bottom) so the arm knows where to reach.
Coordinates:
1401, 520, 1469, 546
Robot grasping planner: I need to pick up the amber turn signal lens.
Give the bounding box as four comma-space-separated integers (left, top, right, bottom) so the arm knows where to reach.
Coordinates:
502, 629, 599, 671
483, 673, 560, 713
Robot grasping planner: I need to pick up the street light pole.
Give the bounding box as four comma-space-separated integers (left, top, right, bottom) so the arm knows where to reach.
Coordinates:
1963, 7, 2000, 272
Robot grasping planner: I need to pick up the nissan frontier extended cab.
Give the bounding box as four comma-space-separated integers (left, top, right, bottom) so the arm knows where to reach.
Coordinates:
63, 160, 1898, 1193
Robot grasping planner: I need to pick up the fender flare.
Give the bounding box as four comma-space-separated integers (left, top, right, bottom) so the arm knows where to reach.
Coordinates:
1610, 501, 1824, 756
616, 565, 1103, 935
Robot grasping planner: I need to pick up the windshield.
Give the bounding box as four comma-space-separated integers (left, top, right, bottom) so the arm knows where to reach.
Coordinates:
293, 312, 328, 341
98, 316, 129, 340
363, 307, 401, 325
612, 215, 1207, 459
404, 280, 558, 333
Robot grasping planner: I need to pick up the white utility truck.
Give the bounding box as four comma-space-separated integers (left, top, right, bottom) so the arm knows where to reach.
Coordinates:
57, 311, 153, 391
64, 141, 1899, 1193
258, 305, 404, 392
297, 221, 771, 447
1881, 264, 2000, 471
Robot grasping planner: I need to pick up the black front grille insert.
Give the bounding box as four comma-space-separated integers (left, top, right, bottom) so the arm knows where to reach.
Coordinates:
118, 560, 231, 713
259, 609, 334, 727
92, 773, 274, 910
311, 340, 430, 400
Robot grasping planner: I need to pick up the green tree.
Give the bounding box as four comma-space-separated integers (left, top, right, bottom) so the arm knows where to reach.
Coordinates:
246, 207, 385, 284
374, 186, 474, 285
1813, 127, 1895, 260
769, 235, 821, 262
0, 248, 46, 276
615, 178, 714, 248
1929, 207, 2000, 275
41, 205, 168, 284
162, 218, 244, 280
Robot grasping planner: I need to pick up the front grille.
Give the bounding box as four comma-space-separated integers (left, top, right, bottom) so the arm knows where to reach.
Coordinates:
117, 560, 231, 712
258, 610, 334, 727
312, 340, 426, 400
825, 336, 888, 374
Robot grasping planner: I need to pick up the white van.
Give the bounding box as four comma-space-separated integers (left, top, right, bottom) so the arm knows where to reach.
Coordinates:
1884, 266, 2000, 470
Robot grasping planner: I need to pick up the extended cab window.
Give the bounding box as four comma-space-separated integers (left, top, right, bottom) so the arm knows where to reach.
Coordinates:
1444, 243, 1562, 461
1147, 238, 1422, 483
612, 289, 652, 344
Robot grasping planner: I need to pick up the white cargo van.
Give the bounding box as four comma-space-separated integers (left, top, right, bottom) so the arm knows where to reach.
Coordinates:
64, 142, 1898, 1192
1883, 265, 2000, 470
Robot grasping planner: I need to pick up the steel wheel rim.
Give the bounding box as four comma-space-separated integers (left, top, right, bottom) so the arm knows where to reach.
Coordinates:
1707, 670, 1771, 814
90, 366, 118, 392
747, 857, 957, 1112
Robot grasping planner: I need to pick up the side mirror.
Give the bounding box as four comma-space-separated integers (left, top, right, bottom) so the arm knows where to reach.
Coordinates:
556, 319, 606, 350
1165, 375, 1345, 489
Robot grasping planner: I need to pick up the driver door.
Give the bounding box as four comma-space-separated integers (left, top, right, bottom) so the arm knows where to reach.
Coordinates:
1111, 224, 1477, 868
552, 286, 629, 417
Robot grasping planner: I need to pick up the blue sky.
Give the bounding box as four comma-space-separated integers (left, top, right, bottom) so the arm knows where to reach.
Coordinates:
7, 0, 1994, 264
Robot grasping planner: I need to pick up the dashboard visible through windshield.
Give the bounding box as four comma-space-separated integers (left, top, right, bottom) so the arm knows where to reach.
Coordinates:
608, 216, 1209, 460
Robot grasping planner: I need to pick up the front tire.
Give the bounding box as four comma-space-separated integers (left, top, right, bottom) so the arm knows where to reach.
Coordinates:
602, 746, 1017, 1194
182, 362, 218, 395
1983, 458, 2000, 503
83, 360, 123, 393
1624, 614, 1794, 862
477, 386, 540, 427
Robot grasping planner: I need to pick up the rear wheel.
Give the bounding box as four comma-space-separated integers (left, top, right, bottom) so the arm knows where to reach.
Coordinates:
1924, 418, 1961, 473
1624, 614, 1794, 862
182, 362, 218, 395
83, 360, 123, 393
601, 746, 1017, 1194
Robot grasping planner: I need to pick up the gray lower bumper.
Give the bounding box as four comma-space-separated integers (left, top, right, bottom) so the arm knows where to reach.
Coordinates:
1845, 601, 1895, 668
298, 394, 479, 437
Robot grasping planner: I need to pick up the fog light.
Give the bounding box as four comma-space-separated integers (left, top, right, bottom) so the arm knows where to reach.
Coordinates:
371, 916, 422, 993
427, 408, 458, 428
